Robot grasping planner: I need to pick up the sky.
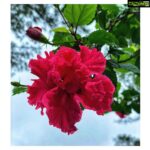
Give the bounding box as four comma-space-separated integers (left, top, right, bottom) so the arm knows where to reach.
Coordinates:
11, 72, 140, 146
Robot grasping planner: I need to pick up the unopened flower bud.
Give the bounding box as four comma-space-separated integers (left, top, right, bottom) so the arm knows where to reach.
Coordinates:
26, 27, 50, 44
116, 112, 126, 118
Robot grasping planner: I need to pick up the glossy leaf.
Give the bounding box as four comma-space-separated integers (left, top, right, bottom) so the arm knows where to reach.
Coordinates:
88, 30, 118, 46
131, 101, 140, 113
11, 81, 27, 95
63, 4, 97, 26
52, 32, 75, 46
104, 65, 117, 87
100, 4, 121, 17
52, 27, 69, 33
96, 5, 107, 29
119, 64, 140, 74
114, 82, 121, 97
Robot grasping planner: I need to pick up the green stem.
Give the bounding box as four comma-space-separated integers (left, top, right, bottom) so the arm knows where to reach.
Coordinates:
54, 5, 71, 31
47, 41, 57, 46
54, 5, 82, 45
11, 81, 27, 87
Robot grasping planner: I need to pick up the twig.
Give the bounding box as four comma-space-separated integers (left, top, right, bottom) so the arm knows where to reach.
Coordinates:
55, 5, 71, 30
107, 9, 140, 32
54, 5, 82, 45
107, 10, 129, 32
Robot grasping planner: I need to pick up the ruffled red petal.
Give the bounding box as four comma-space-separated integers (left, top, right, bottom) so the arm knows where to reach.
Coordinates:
27, 79, 48, 115
76, 75, 115, 115
42, 88, 82, 134
53, 46, 89, 93
80, 46, 106, 74
29, 52, 54, 80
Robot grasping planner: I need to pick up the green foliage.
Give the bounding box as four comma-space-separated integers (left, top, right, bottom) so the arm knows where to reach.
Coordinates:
11, 82, 27, 96
114, 82, 121, 97
52, 32, 75, 46
104, 62, 117, 87
118, 64, 140, 74
63, 4, 97, 26
12, 4, 140, 116
114, 134, 140, 146
122, 89, 140, 113
100, 4, 121, 17
87, 30, 118, 46
12, 86, 27, 96
108, 58, 140, 75
52, 27, 69, 33
111, 10, 140, 47
112, 88, 140, 114
95, 6, 106, 29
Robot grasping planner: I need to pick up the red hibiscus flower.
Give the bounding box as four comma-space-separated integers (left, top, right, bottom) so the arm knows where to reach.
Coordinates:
27, 46, 115, 134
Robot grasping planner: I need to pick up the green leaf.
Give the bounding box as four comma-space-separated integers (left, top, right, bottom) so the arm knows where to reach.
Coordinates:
109, 59, 140, 74
112, 20, 130, 47
12, 86, 27, 96
109, 48, 125, 61
131, 28, 140, 44
135, 75, 140, 88
11, 81, 22, 86
118, 36, 128, 47
122, 89, 140, 114
108, 59, 120, 68
122, 89, 139, 100
96, 5, 107, 29
119, 64, 140, 74
63, 4, 97, 26
52, 27, 69, 33
131, 101, 140, 113
122, 47, 136, 53
112, 101, 132, 115
87, 30, 118, 46
100, 4, 121, 17
52, 32, 75, 46
111, 101, 122, 112
114, 82, 121, 97
11, 81, 27, 96
104, 65, 117, 87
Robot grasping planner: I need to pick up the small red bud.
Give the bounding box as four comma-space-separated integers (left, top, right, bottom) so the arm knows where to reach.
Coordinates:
116, 112, 126, 118
26, 26, 50, 44
26, 27, 42, 41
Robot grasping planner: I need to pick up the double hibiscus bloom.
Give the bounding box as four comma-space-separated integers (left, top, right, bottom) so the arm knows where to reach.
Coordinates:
27, 46, 115, 134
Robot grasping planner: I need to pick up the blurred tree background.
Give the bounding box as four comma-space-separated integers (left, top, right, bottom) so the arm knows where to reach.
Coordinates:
11, 4, 63, 75
11, 4, 140, 146
11, 4, 91, 75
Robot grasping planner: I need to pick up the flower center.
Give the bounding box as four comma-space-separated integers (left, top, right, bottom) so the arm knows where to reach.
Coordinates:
90, 74, 95, 79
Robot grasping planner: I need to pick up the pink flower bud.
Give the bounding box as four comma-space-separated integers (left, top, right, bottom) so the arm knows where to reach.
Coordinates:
26, 27, 50, 44
26, 27, 42, 40
116, 112, 126, 118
